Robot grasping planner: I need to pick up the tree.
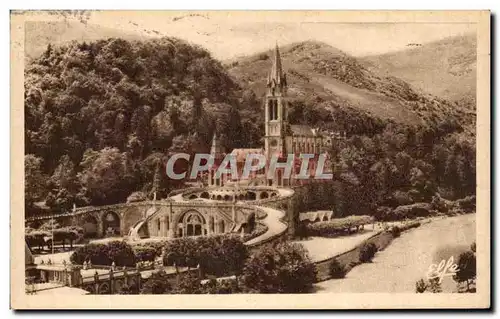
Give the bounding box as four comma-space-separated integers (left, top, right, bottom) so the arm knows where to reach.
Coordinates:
453, 251, 476, 292
140, 270, 172, 294
329, 258, 347, 279
359, 243, 378, 263
415, 278, 427, 293
428, 278, 442, 293
77, 147, 130, 205
242, 242, 317, 293
172, 272, 202, 294
25, 155, 47, 214
70, 241, 136, 267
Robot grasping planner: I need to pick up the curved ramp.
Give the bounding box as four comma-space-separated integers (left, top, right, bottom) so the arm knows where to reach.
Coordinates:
128, 219, 146, 241
128, 206, 159, 240
244, 205, 287, 246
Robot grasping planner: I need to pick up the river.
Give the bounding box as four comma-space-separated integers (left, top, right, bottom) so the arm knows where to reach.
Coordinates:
315, 214, 476, 293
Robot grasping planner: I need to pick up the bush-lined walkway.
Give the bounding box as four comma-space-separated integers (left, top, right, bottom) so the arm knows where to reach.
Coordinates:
291, 230, 378, 263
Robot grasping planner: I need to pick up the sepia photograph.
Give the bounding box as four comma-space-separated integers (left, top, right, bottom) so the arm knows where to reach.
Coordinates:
11, 10, 490, 309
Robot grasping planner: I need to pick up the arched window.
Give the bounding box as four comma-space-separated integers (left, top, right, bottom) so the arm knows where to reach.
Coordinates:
103, 212, 120, 237
82, 216, 98, 238
183, 211, 205, 237
200, 192, 209, 199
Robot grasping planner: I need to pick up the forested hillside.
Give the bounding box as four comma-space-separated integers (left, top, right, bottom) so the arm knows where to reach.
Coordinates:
24, 37, 262, 214
24, 37, 476, 219
228, 41, 476, 217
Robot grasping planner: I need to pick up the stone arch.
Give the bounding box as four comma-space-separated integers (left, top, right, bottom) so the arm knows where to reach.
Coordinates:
102, 211, 121, 237
238, 194, 245, 200
260, 191, 269, 199
114, 279, 124, 293
84, 285, 95, 294
247, 191, 257, 200
188, 194, 198, 200
200, 192, 209, 199
223, 195, 231, 201
82, 215, 98, 238
322, 215, 328, 222
175, 210, 207, 237
98, 282, 110, 294
271, 192, 278, 197
216, 195, 222, 200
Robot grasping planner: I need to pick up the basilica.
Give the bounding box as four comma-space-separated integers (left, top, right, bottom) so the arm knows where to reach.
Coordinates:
207, 43, 341, 188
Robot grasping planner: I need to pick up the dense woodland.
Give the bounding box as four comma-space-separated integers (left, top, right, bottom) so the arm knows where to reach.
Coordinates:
24, 37, 476, 217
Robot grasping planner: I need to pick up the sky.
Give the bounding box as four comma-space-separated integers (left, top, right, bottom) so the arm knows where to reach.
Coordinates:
38, 11, 478, 60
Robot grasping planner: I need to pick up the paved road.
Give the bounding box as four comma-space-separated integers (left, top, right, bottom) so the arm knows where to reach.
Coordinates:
244, 205, 287, 246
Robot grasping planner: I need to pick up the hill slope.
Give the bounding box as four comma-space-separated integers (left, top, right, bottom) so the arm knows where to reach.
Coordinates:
361, 34, 476, 109
227, 40, 474, 135
24, 37, 264, 210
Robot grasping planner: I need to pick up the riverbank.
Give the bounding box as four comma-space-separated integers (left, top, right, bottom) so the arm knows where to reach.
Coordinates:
314, 213, 475, 293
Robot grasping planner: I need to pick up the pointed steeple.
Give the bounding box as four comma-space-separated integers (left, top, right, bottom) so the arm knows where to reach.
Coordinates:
267, 42, 287, 95
210, 133, 218, 154
271, 42, 283, 84
210, 133, 223, 159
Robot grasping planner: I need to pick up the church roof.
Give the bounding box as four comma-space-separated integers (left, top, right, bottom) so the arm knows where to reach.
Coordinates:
230, 148, 265, 162
290, 124, 320, 137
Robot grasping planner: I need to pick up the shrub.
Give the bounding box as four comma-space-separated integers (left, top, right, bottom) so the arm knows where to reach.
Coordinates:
140, 270, 172, 294
242, 241, 317, 293
456, 195, 476, 213
201, 278, 240, 294
132, 240, 168, 257
391, 226, 401, 238
70, 241, 136, 267
162, 235, 248, 277
415, 278, 427, 293
329, 258, 347, 279
133, 246, 157, 262
172, 272, 202, 294
305, 215, 374, 237
390, 203, 432, 221
359, 242, 378, 263
453, 250, 476, 292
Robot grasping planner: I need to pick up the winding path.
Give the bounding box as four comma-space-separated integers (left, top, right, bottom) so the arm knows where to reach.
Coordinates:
244, 205, 287, 246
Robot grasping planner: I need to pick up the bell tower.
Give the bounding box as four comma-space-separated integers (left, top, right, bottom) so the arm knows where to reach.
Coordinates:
264, 42, 288, 159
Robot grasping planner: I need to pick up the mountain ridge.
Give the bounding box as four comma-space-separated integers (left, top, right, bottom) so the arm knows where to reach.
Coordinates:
360, 34, 476, 108
227, 39, 473, 134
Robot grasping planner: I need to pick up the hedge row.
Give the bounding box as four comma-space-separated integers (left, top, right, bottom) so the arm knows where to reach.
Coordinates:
376, 203, 433, 221
305, 215, 374, 237
162, 235, 248, 277
70, 241, 137, 267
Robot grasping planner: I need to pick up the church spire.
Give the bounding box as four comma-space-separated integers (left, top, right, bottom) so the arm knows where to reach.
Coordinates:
210, 133, 223, 159
267, 42, 287, 94
271, 42, 283, 84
